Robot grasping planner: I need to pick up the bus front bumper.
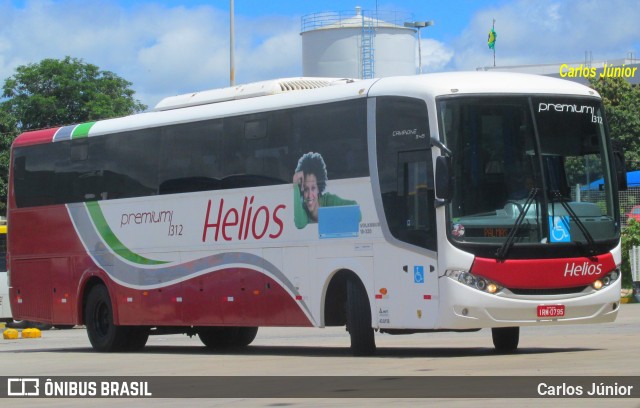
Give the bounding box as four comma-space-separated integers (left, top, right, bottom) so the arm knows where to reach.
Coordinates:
436, 277, 621, 329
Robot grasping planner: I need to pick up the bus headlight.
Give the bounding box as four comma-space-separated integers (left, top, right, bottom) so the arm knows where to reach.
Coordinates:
445, 270, 503, 294
592, 269, 620, 291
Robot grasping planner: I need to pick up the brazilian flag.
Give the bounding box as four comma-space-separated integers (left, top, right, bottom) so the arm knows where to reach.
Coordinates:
488, 26, 497, 49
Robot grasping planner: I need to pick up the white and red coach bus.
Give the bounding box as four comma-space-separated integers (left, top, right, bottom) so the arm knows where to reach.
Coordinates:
7, 73, 625, 355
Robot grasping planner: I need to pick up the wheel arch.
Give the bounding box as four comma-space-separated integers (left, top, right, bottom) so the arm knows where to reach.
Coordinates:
77, 273, 111, 326
322, 268, 371, 327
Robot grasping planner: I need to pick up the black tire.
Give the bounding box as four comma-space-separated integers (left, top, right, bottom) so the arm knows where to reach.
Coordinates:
31, 322, 53, 331
492, 327, 520, 352
84, 285, 128, 352
234, 327, 258, 347
7, 320, 52, 330
346, 278, 376, 356
6, 320, 28, 329
122, 326, 149, 351
198, 326, 258, 349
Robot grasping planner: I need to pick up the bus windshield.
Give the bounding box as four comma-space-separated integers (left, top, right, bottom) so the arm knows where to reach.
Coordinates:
438, 96, 618, 258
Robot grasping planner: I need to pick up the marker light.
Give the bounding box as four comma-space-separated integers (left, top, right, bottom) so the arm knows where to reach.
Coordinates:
486, 283, 498, 294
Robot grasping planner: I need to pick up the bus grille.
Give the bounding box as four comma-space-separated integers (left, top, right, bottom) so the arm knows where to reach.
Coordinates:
508, 286, 588, 296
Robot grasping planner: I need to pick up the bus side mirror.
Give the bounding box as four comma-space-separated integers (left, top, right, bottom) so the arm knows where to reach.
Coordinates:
435, 156, 452, 204
614, 151, 627, 191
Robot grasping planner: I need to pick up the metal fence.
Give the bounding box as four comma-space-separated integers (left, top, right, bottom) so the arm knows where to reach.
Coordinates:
570, 188, 640, 228
300, 9, 412, 33
619, 188, 640, 228
630, 246, 640, 282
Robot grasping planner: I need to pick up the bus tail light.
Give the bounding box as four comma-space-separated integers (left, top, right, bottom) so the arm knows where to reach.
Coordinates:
445, 270, 503, 295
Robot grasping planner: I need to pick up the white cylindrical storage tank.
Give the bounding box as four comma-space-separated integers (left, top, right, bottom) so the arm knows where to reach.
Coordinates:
301, 8, 416, 79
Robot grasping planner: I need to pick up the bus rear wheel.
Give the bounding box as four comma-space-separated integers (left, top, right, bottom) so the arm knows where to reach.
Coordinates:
492, 327, 520, 352
198, 326, 258, 349
85, 284, 129, 352
346, 278, 376, 356
123, 326, 149, 351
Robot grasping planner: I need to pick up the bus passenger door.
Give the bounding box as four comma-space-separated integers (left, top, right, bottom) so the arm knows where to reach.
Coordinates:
374, 96, 440, 329
374, 149, 439, 329
400, 150, 439, 328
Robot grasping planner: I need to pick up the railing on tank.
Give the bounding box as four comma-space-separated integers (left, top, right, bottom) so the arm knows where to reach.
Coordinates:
300, 9, 413, 33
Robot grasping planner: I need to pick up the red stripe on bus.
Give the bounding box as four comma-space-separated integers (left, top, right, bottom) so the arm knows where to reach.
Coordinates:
471, 254, 616, 289
12, 128, 60, 147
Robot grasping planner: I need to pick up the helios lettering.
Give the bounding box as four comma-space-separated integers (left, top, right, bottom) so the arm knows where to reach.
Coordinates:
564, 262, 603, 277
202, 196, 285, 242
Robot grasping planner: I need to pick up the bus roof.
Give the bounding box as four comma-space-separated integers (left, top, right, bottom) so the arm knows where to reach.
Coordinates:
367, 71, 600, 100
12, 72, 600, 148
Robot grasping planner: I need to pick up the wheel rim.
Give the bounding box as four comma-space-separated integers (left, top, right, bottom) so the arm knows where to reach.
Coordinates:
94, 299, 110, 338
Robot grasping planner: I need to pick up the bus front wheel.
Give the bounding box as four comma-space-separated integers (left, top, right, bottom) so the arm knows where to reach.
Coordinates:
85, 284, 129, 352
492, 327, 520, 352
346, 278, 376, 356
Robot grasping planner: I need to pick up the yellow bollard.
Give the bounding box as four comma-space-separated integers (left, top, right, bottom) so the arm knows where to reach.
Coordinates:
3, 328, 19, 340
22, 328, 42, 338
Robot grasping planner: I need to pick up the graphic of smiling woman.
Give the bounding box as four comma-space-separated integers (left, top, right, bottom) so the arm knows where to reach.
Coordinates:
292, 152, 359, 230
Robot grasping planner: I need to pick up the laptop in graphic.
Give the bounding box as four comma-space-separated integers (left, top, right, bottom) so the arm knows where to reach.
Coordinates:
318, 205, 361, 239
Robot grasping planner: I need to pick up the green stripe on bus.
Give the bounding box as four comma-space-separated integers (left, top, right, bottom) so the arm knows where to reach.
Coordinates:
85, 201, 169, 266
71, 122, 96, 139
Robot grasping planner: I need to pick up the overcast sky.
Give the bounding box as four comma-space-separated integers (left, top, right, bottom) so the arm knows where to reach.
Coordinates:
1, 0, 638, 109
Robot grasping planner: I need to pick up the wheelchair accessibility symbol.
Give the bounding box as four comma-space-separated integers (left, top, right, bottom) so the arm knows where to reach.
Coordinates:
414, 266, 425, 284
549, 216, 571, 243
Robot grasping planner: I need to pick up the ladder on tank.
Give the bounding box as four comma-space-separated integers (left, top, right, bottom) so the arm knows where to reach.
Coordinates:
361, 12, 375, 79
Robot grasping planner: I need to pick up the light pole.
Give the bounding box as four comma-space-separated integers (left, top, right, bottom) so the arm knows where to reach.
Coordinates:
230, 0, 235, 86
404, 20, 434, 75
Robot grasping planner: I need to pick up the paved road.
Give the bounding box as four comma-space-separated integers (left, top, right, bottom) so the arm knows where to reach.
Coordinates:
1, 304, 639, 407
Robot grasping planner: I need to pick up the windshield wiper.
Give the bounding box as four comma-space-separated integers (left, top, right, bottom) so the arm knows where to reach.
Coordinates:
550, 191, 598, 259
496, 188, 538, 261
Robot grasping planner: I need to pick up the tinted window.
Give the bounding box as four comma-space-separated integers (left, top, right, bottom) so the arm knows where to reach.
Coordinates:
13, 142, 66, 207
376, 97, 436, 250
13, 99, 369, 208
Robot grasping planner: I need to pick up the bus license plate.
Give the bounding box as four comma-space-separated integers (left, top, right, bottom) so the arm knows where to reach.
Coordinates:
537, 305, 565, 318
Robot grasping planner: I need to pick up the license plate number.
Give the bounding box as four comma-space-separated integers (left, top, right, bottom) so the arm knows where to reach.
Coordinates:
537, 305, 565, 318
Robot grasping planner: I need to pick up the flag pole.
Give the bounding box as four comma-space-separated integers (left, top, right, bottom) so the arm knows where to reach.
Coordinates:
492, 19, 496, 67
230, 0, 235, 86
488, 19, 497, 67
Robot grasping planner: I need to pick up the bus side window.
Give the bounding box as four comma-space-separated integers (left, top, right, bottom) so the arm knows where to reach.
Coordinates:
397, 151, 436, 250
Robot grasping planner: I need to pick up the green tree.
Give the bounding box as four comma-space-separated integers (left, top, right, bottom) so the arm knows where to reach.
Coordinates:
0, 56, 147, 211
2, 56, 147, 131
0, 110, 18, 210
588, 76, 640, 167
